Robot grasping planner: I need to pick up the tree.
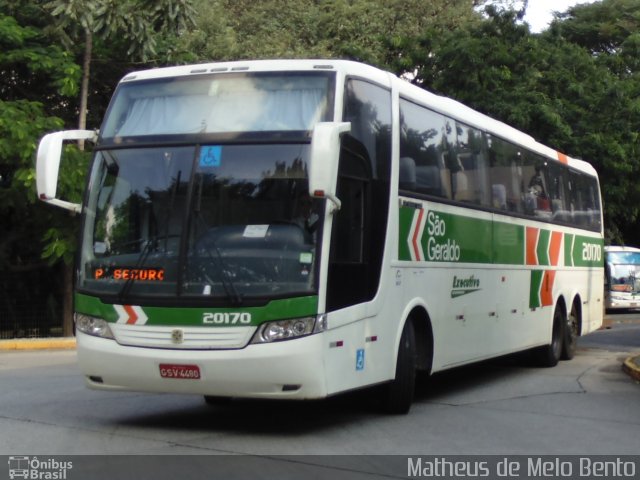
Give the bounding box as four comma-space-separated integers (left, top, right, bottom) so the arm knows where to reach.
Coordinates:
551, 0, 640, 243
0, 5, 82, 336
177, 0, 484, 70
23, 0, 196, 334
44, 0, 197, 132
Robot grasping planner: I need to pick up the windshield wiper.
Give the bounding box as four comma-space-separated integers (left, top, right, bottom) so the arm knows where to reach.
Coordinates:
199, 235, 243, 306
117, 239, 154, 302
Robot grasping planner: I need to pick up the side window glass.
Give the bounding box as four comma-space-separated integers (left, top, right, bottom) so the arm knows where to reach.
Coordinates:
331, 137, 369, 263
587, 178, 602, 230
399, 99, 451, 199
522, 153, 552, 217
343, 79, 391, 180
454, 123, 489, 206
547, 163, 570, 223
487, 135, 524, 212
328, 79, 392, 311
571, 172, 602, 229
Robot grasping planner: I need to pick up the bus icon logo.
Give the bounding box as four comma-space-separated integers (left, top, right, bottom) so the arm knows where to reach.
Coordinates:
8, 456, 29, 479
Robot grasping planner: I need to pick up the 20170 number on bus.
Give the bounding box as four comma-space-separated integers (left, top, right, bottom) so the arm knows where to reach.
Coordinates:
36, 60, 604, 414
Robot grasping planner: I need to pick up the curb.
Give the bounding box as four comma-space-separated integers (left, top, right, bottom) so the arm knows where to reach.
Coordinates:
622, 354, 640, 382
0, 337, 76, 351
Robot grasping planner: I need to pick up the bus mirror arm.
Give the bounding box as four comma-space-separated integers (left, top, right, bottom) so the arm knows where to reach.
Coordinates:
36, 129, 98, 214
308, 122, 350, 214
314, 192, 341, 213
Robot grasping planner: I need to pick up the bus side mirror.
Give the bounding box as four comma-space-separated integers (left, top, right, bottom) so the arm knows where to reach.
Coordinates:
36, 130, 97, 213
308, 122, 351, 212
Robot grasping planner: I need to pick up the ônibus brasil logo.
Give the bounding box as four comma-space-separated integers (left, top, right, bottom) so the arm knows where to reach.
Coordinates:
8, 456, 72, 480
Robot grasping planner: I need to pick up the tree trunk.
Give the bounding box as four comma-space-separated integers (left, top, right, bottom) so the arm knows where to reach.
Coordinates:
61, 28, 92, 336
78, 28, 92, 146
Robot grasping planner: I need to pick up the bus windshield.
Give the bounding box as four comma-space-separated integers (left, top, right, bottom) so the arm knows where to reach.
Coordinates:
79, 143, 322, 303
607, 251, 640, 294
100, 72, 333, 139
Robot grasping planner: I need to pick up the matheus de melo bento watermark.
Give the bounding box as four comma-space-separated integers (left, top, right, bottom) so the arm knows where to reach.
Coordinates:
407, 457, 638, 479
8, 457, 72, 480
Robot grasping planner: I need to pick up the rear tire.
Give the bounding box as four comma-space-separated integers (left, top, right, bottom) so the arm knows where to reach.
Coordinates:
561, 302, 578, 360
534, 304, 564, 367
382, 320, 416, 414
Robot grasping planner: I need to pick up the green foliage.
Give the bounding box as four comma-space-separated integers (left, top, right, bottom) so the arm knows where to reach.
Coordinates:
45, 0, 197, 62
401, 3, 640, 244
0, 9, 81, 269
177, 0, 481, 69
3, 0, 640, 267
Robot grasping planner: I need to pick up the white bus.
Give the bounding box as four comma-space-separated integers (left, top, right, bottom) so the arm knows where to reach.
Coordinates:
36, 60, 604, 413
605, 246, 640, 311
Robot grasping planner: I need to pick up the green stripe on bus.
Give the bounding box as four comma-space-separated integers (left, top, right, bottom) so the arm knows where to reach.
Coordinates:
537, 229, 550, 266
74, 293, 319, 326
399, 206, 522, 264
564, 233, 575, 267
493, 221, 525, 265
432, 211, 492, 264
570, 235, 604, 267
529, 270, 543, 308
398, 206, 415, 261
399, 205, 602, 269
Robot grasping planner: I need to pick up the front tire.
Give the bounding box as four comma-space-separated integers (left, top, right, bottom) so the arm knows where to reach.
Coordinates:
382, 320, 417, 414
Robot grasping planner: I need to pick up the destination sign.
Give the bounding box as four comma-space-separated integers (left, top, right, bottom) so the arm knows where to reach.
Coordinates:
93, 266, 165, 281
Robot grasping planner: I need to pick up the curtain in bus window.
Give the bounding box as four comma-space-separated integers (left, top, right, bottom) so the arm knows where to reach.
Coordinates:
115, 79, 327, 136
118, 95, 210, 136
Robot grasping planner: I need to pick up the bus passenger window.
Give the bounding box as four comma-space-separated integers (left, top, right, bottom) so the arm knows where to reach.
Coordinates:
547, 163, 569, 223
487, 135, 524, 213
399, 99, 451, 199
523, 154, 551, 216
454, 123, 489, 206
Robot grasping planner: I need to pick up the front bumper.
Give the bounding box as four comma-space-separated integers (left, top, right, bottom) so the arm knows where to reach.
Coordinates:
76, 330, 328, 399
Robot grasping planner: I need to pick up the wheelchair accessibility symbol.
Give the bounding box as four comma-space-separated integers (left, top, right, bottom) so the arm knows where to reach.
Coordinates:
356, 349, 365, 371
199, 145, 222, 167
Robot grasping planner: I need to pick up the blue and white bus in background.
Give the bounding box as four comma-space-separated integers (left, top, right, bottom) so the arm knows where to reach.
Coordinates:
605, 246, 640, 311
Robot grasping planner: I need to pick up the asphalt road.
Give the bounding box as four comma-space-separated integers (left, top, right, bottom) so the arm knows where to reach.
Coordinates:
0, 320, 639, 479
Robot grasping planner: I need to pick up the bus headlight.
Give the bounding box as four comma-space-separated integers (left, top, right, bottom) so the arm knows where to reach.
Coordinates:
74, 313, 114, 339
251, 315, 326, 344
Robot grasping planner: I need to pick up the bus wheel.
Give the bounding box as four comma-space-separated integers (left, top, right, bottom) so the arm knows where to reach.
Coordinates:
382, 320, 416, 414
534, 305, 564, 367
561, 302, 579, 360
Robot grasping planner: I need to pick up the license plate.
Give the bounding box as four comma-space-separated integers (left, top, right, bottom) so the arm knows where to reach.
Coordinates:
159, 364, 201, 380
